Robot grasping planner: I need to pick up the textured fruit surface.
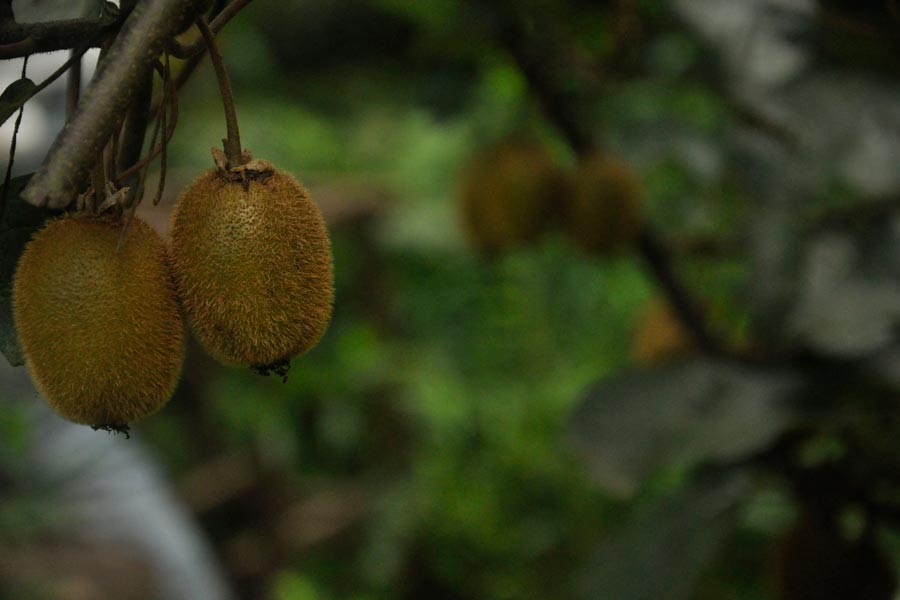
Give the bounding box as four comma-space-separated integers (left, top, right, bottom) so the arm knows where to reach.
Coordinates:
770, 514, 896, 600
631, 299, 693, 364
567, 154, 641, 254
170, 167, 334, 366
458, 140, 565, 254
13, 215, 185, 425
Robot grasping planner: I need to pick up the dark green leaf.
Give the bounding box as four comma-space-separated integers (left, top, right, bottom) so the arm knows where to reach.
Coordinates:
566, 359, 804, 497
575, 471, 751, 600
0, 174, 60, 367
0, 79, 36, 127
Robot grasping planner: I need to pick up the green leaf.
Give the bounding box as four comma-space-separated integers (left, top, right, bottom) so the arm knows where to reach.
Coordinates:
0, 174, 60, 367
575, 471, 751, 600
0, 79, 36, 127
566, 359, 804, 497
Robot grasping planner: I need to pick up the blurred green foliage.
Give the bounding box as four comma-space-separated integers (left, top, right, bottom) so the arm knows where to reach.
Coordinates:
8, 0, 900, 599
148, 1, 754, 598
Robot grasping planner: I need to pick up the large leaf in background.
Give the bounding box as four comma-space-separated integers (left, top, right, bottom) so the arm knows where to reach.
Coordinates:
566, 359, 803, 497
0, 174, 60, 367
575, 471, 751, 600
788, 223, 900, 358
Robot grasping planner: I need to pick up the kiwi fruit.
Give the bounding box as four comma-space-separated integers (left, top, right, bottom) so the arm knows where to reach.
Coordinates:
566, 153, 641, 254
631, 298, 693, 364
458, 139, 566, 255
169, 159, 334, 369
12, 214, 185, 426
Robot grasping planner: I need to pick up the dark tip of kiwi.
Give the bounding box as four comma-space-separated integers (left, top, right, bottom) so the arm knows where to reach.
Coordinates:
251, 357, 291, 383
90, 423, 132, 439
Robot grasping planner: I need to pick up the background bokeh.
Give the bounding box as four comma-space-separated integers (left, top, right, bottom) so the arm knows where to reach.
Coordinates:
5, 1, 900, 599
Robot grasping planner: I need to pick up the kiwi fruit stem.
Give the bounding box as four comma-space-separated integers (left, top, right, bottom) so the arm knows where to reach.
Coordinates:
195, 16, 245, 169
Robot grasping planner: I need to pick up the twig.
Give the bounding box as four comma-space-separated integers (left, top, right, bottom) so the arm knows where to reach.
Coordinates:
115, 67, 178, 183
1, 55, 27, 220
152, 53, 171, 206
65, 50, 81, 121
21, 0, 209, 210
168, 0, 255, 59
117, 64, 154, 207
6, 41, 94, 129
636, 229, 722, 354
195, 15, 243, 167
495, 15, 594, 155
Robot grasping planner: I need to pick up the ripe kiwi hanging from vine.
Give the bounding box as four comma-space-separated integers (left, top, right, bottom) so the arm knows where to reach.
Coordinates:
13, 200, 185, 433
169, 18, 334, 378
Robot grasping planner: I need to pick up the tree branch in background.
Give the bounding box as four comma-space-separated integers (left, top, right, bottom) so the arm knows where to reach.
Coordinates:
21, 0, 208, 210
495, 17, 595, 156
494, 8, 729, 357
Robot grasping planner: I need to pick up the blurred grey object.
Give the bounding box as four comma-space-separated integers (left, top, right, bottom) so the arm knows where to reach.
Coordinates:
0, 360, 235, 600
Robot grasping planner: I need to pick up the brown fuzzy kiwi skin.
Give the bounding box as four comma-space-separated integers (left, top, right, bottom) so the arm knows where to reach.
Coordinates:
458, 140, 566, 255
12, 214, 186, 426
170, 166, 334, 367
567, 154, 641, 255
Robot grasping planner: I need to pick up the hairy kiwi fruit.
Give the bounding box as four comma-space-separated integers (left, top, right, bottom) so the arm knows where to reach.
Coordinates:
566, 153, 641, 254
170, 159, 334, 369
458, 139, 565, 255
770, 513, 896, 600
631, 298, 693, 364
12, 214, 185, 426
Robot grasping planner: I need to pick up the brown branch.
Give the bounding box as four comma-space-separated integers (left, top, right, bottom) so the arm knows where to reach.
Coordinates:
495, 15, 595, 156
0, 16, 114, 59
21, 0, 209, 210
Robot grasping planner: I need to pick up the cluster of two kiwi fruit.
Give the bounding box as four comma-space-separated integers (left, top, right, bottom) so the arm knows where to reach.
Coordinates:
460, 139, 694, 361
458, 138, 642, 257
13, 35, 334, 432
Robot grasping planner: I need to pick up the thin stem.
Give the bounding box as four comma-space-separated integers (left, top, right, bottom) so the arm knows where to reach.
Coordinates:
0, 16, 112, 59
152, 53, 171, 206
1, 55, 27, 220
116, 63, 154, 207
636, 229, 722, 355
168, 0, 254, 59
65, 50, 81, 121
195, 15, 242, 167
115, 63, 179, 183
10, 41, 94, 122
